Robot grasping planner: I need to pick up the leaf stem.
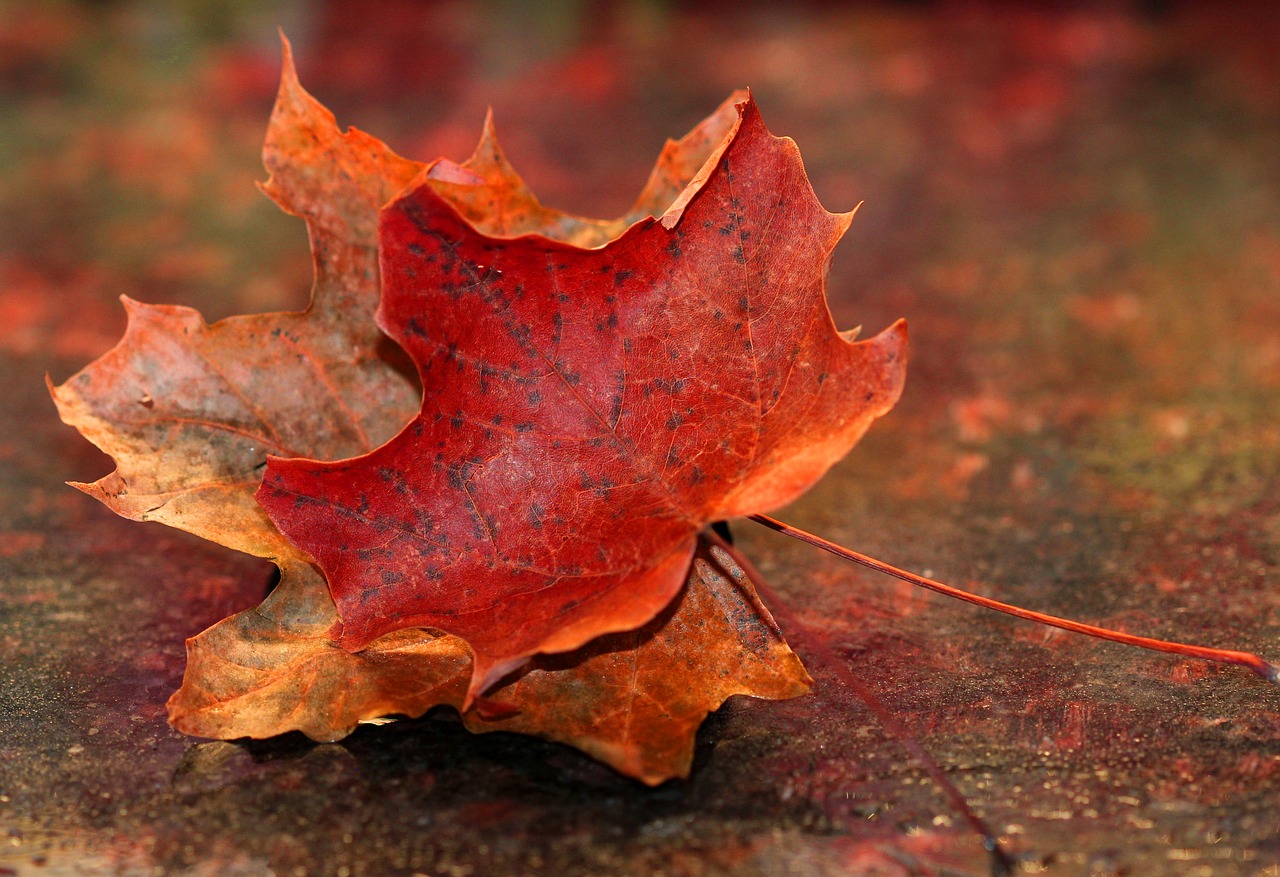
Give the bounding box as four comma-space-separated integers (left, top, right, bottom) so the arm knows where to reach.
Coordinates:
703, 531, 1014, 877
748, 513, 1280, 687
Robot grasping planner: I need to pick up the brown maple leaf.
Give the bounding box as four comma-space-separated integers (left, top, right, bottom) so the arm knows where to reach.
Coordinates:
49, 37, 422, 563
427, 89, 745, 247
258, 94, 909, 703
55, 40, 814, 783
168, 537, 808, 784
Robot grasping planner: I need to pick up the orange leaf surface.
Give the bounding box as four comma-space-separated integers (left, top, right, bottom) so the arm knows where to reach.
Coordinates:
471, 540, 810, 784
168, 538, 809, 785
167, 560, 471, 742
427, 90, 744, 247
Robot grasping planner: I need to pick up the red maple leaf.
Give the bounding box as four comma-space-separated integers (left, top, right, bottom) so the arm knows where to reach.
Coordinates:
258, 95, 908, 702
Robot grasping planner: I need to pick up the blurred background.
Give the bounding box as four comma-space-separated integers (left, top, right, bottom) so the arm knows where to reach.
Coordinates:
3, 2, 1280, 875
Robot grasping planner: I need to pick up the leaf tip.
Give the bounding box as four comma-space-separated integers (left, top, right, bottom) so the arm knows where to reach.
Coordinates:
840, 199, 865, 229
480, 106, 498, 142
466, 109, 503, 165
882, 317, 910, 394
277, 29, 299, 92
118, 294, 144, 317
66, 479, 101, 499
887, 315, 909, 342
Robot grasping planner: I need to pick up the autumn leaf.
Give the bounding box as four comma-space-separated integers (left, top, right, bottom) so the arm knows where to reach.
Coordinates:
258, 94, 908, 703
427, 89, 745, 247
167, 562, 471, 742
54, 39, 820, 783
167, 537, 809, 784
475, 540, 810, 782
48, 36, 422, 562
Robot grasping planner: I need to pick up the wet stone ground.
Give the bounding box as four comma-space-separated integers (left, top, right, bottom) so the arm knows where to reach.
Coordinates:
2, 2, 1279, 875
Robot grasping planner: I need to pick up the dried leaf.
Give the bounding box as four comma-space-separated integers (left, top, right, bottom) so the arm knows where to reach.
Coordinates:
168, 538, 809, 785
49, 36, 422, 562
427, 90, 745, 247
167, 561, 470, 742
468, 540, 810, 784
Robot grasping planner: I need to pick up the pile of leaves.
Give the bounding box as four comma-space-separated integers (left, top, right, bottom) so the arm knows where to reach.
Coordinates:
51, 40, 907, 785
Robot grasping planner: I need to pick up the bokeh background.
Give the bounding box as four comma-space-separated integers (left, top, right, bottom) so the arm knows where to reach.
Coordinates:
3, 2, 1279, 875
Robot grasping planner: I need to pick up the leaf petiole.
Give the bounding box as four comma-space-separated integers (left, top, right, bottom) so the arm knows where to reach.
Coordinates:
747, 513, 1280, 687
